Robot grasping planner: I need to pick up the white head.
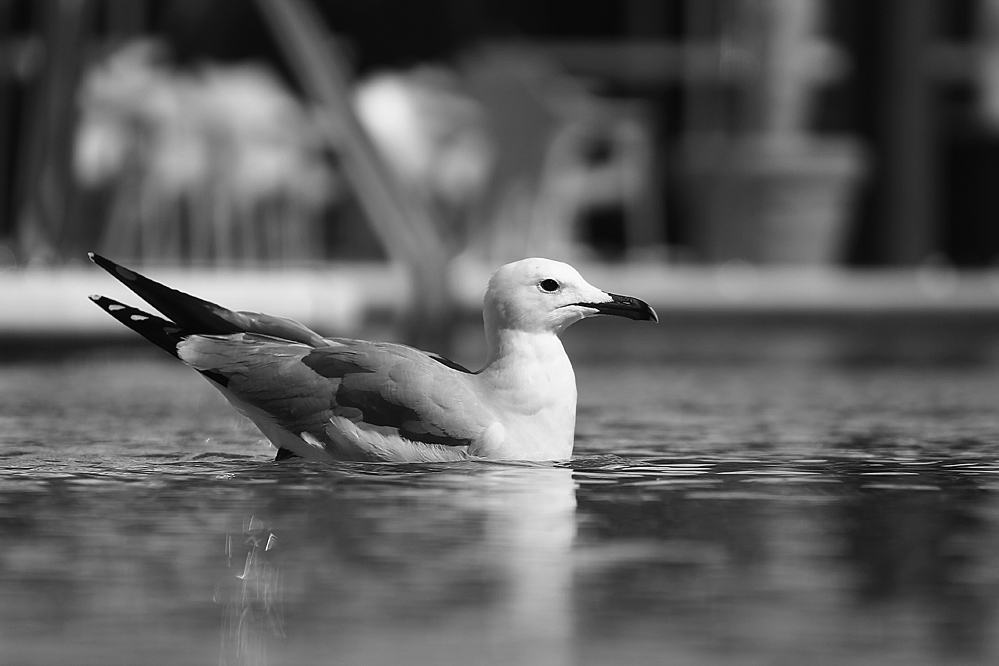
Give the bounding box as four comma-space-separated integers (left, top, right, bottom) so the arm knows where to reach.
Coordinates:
483, 258, 657, 338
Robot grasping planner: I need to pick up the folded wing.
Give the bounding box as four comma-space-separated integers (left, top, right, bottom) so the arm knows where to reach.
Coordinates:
178, 335, 492, 460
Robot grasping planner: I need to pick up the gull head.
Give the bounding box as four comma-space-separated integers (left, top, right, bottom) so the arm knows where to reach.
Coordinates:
484, 257, 658, 335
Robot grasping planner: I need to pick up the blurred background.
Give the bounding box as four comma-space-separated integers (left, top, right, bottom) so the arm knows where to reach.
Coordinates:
1, 0, 999, 348
4, 8, 999, 664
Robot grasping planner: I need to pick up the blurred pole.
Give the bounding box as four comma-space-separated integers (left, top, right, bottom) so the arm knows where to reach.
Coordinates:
0, 0, 12, 239
736, 0, 845, 137
976, 0, 999, 132
755, 0, 818, 137
622, 0, 668, 257
683, 0, 725, 135
879, 0, 938, 264
255, 0, 454, 351
14, 0, 92, 262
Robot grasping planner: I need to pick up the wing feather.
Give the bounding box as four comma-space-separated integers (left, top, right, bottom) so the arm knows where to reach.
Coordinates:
178, 334, 490, 451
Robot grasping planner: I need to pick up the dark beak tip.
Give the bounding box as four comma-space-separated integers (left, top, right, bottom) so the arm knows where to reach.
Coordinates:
581, 293, 659, 322
636, 304, 658, 323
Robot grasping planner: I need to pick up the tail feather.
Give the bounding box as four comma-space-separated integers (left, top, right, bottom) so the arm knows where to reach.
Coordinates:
89, 294, 232, 387
88, 252, 243, 335
88, 295, 185, 357
88, 252, 327, 346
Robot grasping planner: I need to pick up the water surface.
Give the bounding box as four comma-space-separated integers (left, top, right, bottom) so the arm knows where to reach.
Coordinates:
2, 341, 999, 665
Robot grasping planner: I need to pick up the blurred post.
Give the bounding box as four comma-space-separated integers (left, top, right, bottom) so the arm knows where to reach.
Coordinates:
749, 0, 823, 137
256, 0, 454, 351
0, 0, 13, 239
14, 0, 92, 263
976, 0, 999, 131
879, 0, 937, 264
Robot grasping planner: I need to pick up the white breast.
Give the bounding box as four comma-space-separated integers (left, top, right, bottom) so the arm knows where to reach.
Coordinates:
469, 331, 578, 460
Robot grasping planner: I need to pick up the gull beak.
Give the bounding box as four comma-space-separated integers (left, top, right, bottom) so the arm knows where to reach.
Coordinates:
580, 293, 658, 322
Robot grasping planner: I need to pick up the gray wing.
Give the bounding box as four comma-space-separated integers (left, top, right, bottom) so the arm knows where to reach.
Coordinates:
178, 334, 492, 451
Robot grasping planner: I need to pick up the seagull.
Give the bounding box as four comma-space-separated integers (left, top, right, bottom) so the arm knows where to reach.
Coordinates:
88, 253, 657, 462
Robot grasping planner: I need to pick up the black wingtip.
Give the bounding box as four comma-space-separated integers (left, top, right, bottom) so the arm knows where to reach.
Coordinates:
89, 294, 231, 387
88, 294, 184, 358
89, 251, 141, 284
88, 253, 244, 336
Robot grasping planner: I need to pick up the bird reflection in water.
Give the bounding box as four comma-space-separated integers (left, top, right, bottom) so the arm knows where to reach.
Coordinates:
216, 515, 285, 666
210, 463, 577, 666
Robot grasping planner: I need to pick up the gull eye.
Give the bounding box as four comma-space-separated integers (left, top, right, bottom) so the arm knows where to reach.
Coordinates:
538, 278, 561, 293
